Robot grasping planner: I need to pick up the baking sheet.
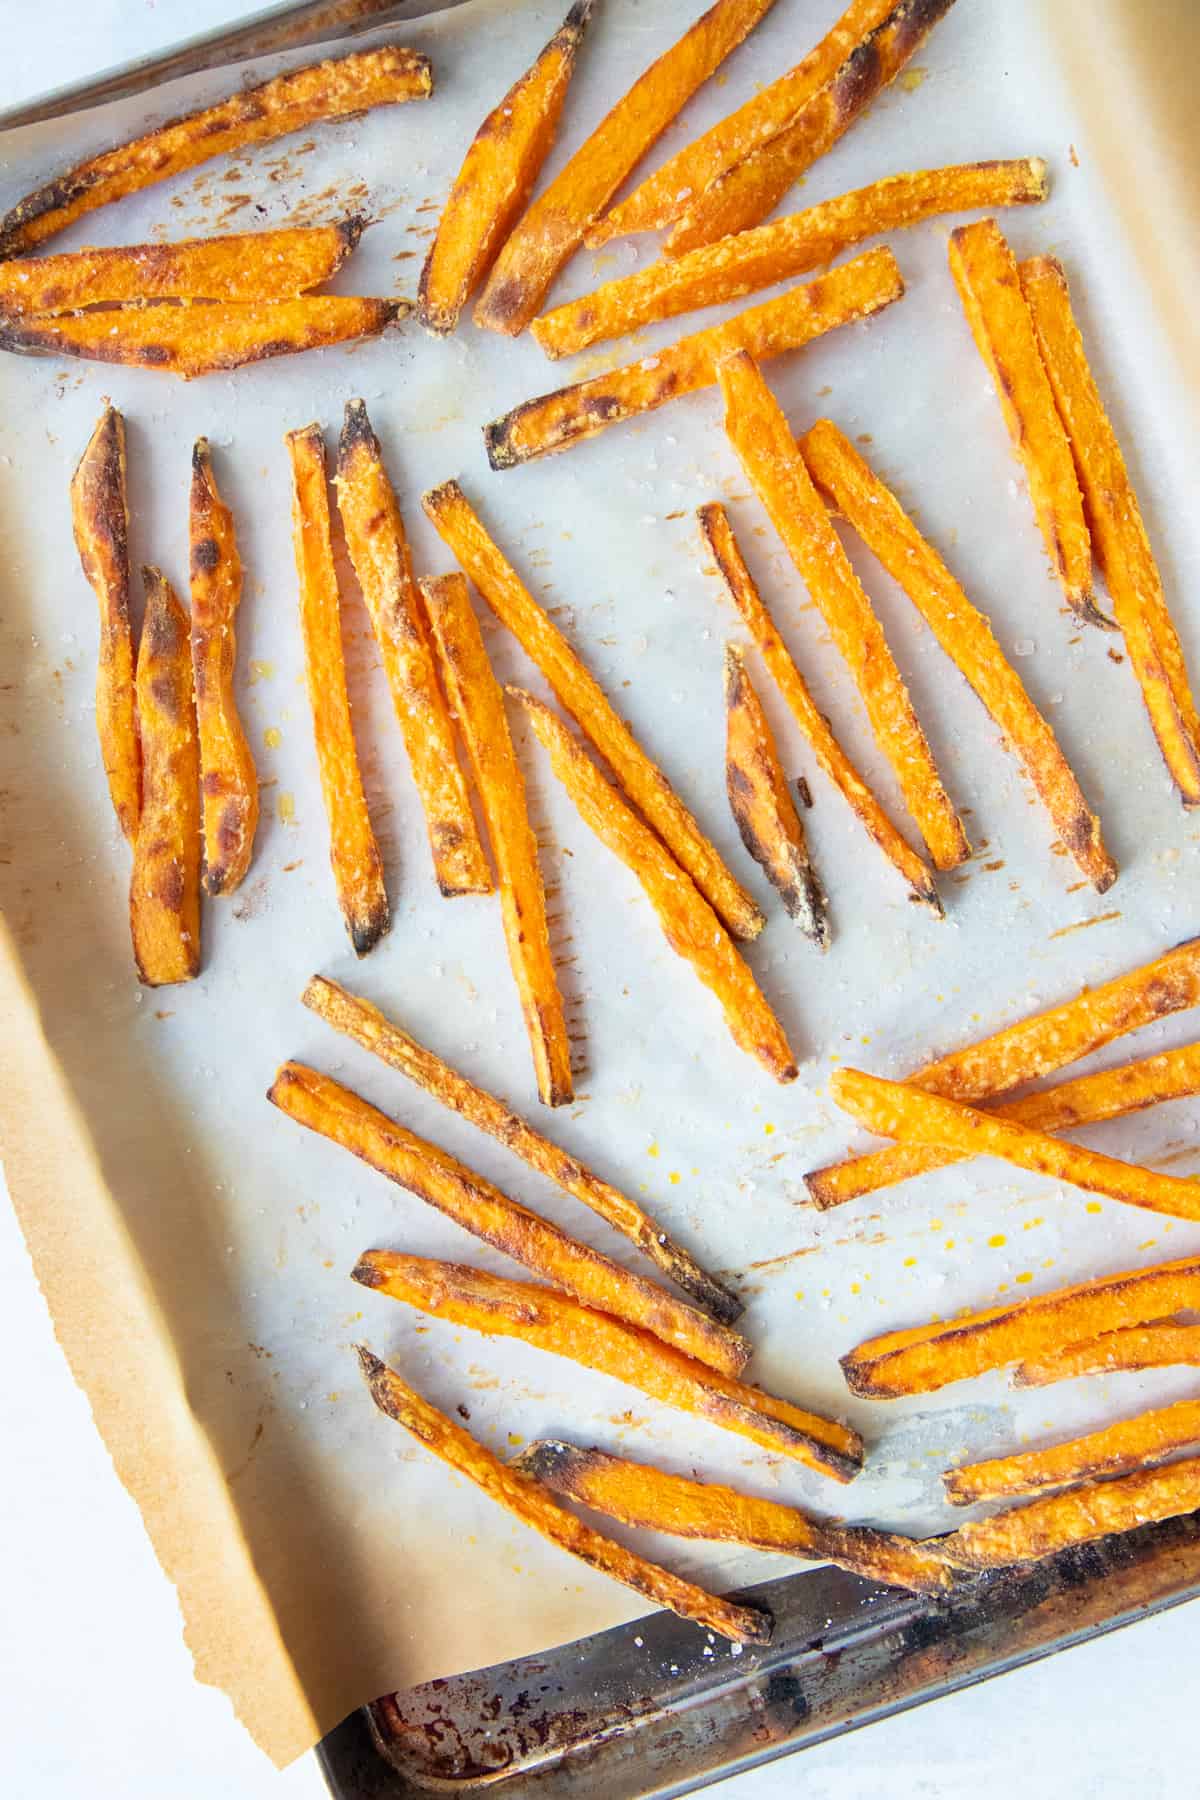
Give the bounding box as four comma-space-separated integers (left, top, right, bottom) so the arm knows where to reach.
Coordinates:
2, 0, 1200, 1769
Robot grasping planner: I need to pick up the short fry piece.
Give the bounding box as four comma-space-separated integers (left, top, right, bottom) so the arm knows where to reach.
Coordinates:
422, 479, 763, 941
939, 1457, 1200, 1569
1016, 1324, 1200, 1390
484, 247, 905, 467
1021, 254, 1200, 806
285, 424, 388, 956
70, 404, 139, 841
473, 0, 779, 336
421, 573, 572, 1108
129, 568, 200, 986
303, 975, 742, 1324
334, 402, 490, 898
356, 1349, 772, 1644
273, 1064, 749, 1378
0, 46, 431, 259
516, 691, 797, 1084
419, 1, 594, 333
353, 1251, 863, 1481
946, 1399, 1200, 1505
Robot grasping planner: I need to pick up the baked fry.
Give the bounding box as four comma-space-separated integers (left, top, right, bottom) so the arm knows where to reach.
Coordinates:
515, 690, 797, 1084
946, 1399, 1200, 1506
70, 404, 139, 842
273, 1064, 750, 1378
421, 572, 573, 1107
285, 424, 388, 956
422, 479, 763, 941
721, 350, 969, 872
303, 974, 742, 1323
334, 402, 490, 899
419, 1, 594, 334
473, 0, 779, 336
1021, 254, 1200, 806
1016, 1325, 1200, 1390
356, 1349, 772, 1644
938, 1457, 1200, 1569
0, 46, 431, 259
484, 246, 905, 467
129, 568, 200, 986
353, 1251, 863, 1480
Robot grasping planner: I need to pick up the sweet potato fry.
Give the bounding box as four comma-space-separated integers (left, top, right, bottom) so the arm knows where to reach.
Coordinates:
1021, 254, 1200, 806
419, 1, 594, 334
356, 1349, 772, 1644
70, 404, 139, 842
515, 690, 797, 1084
353, 1251, 863, 1481
515, 1440, 955, 1593
422, 479, 763, 941
334, 403, 490, 899
720, 350, 969, 873
285, 423, 388, 956
484, 246, 905, 467
421, 572, 572, 1107
938, 1457, 1200, 1569
473, 0, 779, 336
129, 568, 200, 986
946, 1399, 1200, 1506
0, 46, 431, 259
272, 1063, 750, 1378
699, 503, 939, 911
302, 975, 742, 1323
1016, 1325, 1200, 1390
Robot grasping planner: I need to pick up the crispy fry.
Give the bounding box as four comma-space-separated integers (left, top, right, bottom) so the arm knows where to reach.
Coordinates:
720, 350, 968, 873
0, 47, 431, 259
515, 690, 797, 1084
1021, 254, 1200, 805
484, 246, 905, 467
129, 568, 200, 986
356, 1349, 772, 1643
334, 403, 490, 899
353, 1251, 863, 1481
419, 2, 594, 334
1016, 1325, 1200, 1390
273, 1063, 750, 1378
70, 404, 139, 842
422, 479, 763, 941
302, 975, 742, 1323
946, 1399, 1200, 1506
473, 0, 779, 336
801, 417, 1114, 891
285, 424, 388, 956
421, 573, 572, 1107
938, 1457, 1200, 1569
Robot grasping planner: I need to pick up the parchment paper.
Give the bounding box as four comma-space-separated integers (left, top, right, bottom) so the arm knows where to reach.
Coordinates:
2, 0, 1199, 1768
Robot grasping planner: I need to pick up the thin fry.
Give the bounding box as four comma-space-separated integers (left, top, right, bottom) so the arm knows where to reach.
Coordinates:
946, 1399, 1200, 1505
484, 246, 905, 467
356, 1349, 772, 1643
939, 1457, 1200, 1568
1016, 1325, 1200, 1390
353, 1251, 863, 1481
129, 568, 200, 986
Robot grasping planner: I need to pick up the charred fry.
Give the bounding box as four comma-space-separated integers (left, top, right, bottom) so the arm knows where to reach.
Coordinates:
1016, 1324, 1200, 1390
946, 1399, 1200, 1505
129, 568, 200, 986
939, 1457, 1200, 1568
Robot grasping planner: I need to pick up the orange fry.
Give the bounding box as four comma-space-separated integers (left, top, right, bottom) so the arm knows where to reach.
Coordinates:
1016, 1324, 1200, 1390
945, 1399, 1200, 1504
939, 1457, 1200, 1569
129, 568, 200, 986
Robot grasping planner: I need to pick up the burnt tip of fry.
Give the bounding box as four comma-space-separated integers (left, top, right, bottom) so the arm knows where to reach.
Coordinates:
351, 1254, 390, 1293
340, 213, 369, 253
509, 1437, 579, 1483
339, 395, 382, 460
354, 1342, 387, 1382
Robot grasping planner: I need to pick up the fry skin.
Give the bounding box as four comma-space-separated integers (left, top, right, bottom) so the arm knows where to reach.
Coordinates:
334, 402, 490, 899
70, 404, 139, 842
129, 568, 200, 986
484, 246, 905, 467
945, 1399, 1200, 1505
353, 1251, 863, 1481
272, 1063, 750, 1378
1015, 1324, 1200, 1390
285, 424, 388, 956
938, 1457, 1200, 1569
356, 1349, 773, 1644
515, 690, 797, 1084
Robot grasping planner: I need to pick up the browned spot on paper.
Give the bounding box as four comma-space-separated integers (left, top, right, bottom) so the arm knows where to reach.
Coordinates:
1049, 908, 1122, 940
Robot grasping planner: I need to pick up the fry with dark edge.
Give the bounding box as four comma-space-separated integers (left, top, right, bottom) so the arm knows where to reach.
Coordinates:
801, 418, 1114, 892
484, 246, 905, 467
355, 1348, 773, 1644
272, 1064, 750, 1377
129, 568, 200, 986
945, 1399, 1200, 1505
938, 1457, 1200, 1569
0, 47, 432, 259
1021, 254, 1200, 806
1015, 1324, 1200, 1390
419, 1, 594, 334
302, 974, 742, 1323
422, 478, 763, 941
353, 1251, 863, 1480
285, 424, 388, 956
473, 0, 779, 336
515, 690, 797, 1084
70, 404, 138, 842
334, 402, 490, 899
